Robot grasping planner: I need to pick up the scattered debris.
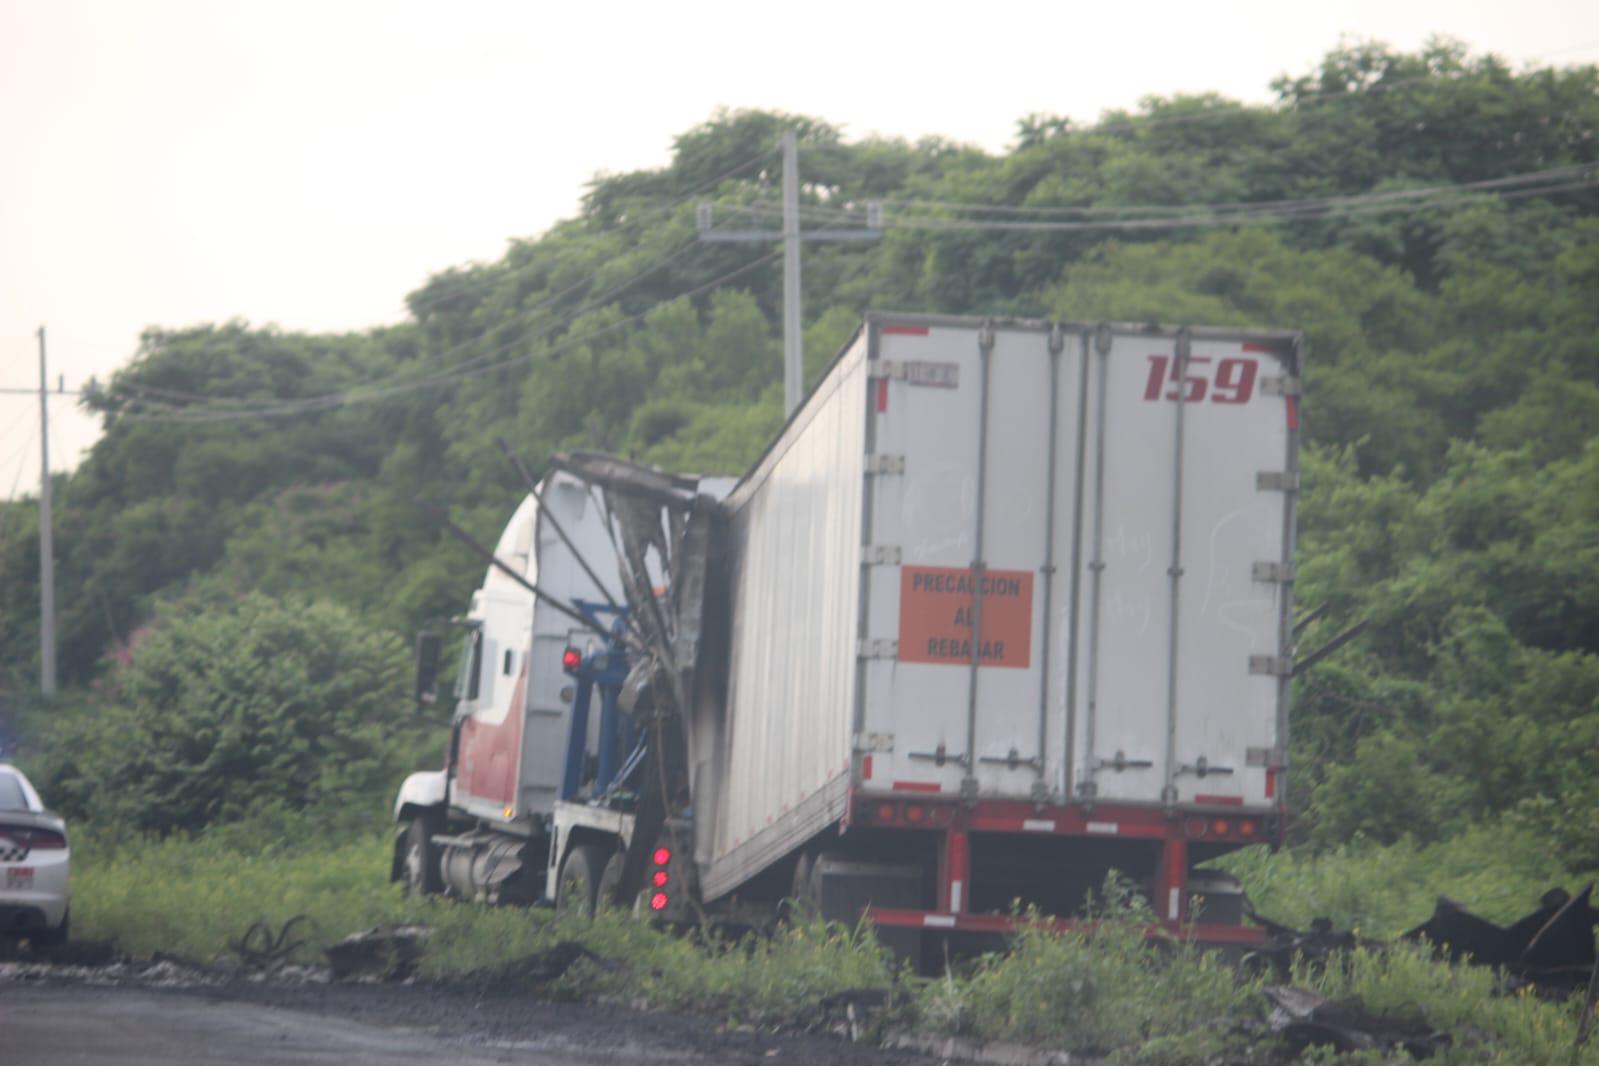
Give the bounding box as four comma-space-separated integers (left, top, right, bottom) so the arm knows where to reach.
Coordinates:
473, 940, 620, 988
1250, 884, 1599, 995
1403, 883, 1598, 993
322, 924, 430, 982
230, 915, 310, 971
884, 1032, 1074, 1065
794, 987, 892, 1042
0, 954, 221, 988
1245, 912, 1381, 975
1264, 984, 1451, 1058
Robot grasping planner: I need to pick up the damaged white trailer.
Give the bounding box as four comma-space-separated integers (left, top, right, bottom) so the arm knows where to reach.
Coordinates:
395, 312, 1302, 958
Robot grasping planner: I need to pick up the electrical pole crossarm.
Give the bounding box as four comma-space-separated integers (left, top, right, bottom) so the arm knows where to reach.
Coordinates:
694, 130, 882, 416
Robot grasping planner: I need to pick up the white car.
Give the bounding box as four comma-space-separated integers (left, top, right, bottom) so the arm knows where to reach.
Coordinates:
0, 764, 70, 946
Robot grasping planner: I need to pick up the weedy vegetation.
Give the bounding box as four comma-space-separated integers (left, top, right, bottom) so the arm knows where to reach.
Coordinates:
70, 823, 1599, 1064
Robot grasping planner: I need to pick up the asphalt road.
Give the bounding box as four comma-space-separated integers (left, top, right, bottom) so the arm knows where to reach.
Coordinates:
0, 981, 932, 1066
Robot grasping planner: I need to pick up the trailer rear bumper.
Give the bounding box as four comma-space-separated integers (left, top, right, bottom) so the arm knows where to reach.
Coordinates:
842, 793, 1277, 932
866, 907, 1268, 946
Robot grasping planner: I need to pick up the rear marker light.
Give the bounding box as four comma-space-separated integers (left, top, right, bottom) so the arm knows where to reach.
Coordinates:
876, 803, 896, 823
650, 892, 669, 912
1240, 820, 1257, 836
1212, 819, 1231, 835
905, 804, 925, 824
652, 870, 669, 887
652, 847, 671, 866
1186, 817, 1208, 837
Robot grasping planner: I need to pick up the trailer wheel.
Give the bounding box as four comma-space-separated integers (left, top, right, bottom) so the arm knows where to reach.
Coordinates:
556, 844, 607, 917
789, 853, 818, 917
402, 817, 444, 897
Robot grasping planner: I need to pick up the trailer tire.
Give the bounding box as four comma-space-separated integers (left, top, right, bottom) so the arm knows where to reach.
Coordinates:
402, 817, 444, 897
556, 844, 607, 917
789, 853, 818, 917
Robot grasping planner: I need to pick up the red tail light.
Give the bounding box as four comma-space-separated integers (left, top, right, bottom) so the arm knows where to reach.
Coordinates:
0, 826, 65, 850
652, 870, 669, 887
652, 847, 671, 866
650, 892, 669, 912
561, 647, 582, 673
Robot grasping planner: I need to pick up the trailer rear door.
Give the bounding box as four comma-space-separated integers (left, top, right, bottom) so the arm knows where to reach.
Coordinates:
855, 317, 1296, 810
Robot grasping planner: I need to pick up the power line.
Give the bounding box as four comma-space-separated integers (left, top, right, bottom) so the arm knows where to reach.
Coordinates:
730, 164, 1598, 233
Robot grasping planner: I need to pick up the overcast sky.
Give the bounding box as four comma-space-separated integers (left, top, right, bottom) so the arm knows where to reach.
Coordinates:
2, 0, 1597, 495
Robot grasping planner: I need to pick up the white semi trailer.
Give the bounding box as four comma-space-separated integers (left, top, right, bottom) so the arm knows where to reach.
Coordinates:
395, 313, 1302, 955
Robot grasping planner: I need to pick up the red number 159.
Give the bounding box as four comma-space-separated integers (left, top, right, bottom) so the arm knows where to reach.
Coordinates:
1143, 355, 1257, 404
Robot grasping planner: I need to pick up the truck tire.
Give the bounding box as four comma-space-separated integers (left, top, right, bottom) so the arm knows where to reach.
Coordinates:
790, 853, 818, 917
597, 851, 628, 912
556, 844, 607, 917
402, 817, 444, 897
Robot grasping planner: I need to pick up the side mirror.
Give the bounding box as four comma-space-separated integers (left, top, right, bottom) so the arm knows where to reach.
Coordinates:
414, 631, 443, 710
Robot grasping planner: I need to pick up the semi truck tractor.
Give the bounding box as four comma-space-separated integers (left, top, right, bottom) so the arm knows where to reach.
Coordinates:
394, 312, 1302, 956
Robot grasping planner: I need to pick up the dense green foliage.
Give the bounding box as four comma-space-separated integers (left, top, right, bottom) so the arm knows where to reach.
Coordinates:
0, 39, 1595, 858
23, 595, 431, 834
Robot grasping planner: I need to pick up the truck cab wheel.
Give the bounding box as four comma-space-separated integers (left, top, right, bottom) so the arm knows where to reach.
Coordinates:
596, 851, 629, 912
403, 817, 444, 897
556, 844, 607, 917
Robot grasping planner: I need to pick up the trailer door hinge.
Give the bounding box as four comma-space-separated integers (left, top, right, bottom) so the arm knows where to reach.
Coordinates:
858, 638, 899, 659
862, 545, 902, 566
1257, 471, 1300, 492
865, 454, 906, 475
1246, 747, 1288, 769
1261, 376, 1302, 397
1252, 561, 1296, 583
1249, 654, 1294, 677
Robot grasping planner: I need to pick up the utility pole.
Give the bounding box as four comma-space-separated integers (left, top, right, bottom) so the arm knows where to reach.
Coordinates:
37, 327, 56, 696
698, 130, 882, 416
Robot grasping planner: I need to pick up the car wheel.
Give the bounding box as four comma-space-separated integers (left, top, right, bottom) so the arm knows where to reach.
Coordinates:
402, 818, 444, 896
34, 909, 68, 948
556, 844, 607, 917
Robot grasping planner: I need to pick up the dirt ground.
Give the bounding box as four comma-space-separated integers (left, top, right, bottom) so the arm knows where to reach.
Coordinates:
0, 966, 940, 1066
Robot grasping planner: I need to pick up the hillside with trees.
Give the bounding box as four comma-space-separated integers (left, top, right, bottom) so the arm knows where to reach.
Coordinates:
0, 40, 1595, 859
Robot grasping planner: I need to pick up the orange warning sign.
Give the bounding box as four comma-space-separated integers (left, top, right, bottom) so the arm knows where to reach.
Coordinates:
898, 566, 1033, 668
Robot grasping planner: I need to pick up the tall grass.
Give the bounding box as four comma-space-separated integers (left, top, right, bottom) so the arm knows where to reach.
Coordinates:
67, 820, 1599, 1063
1224, 817, 1598, 935
917, 885, 1257, 1061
